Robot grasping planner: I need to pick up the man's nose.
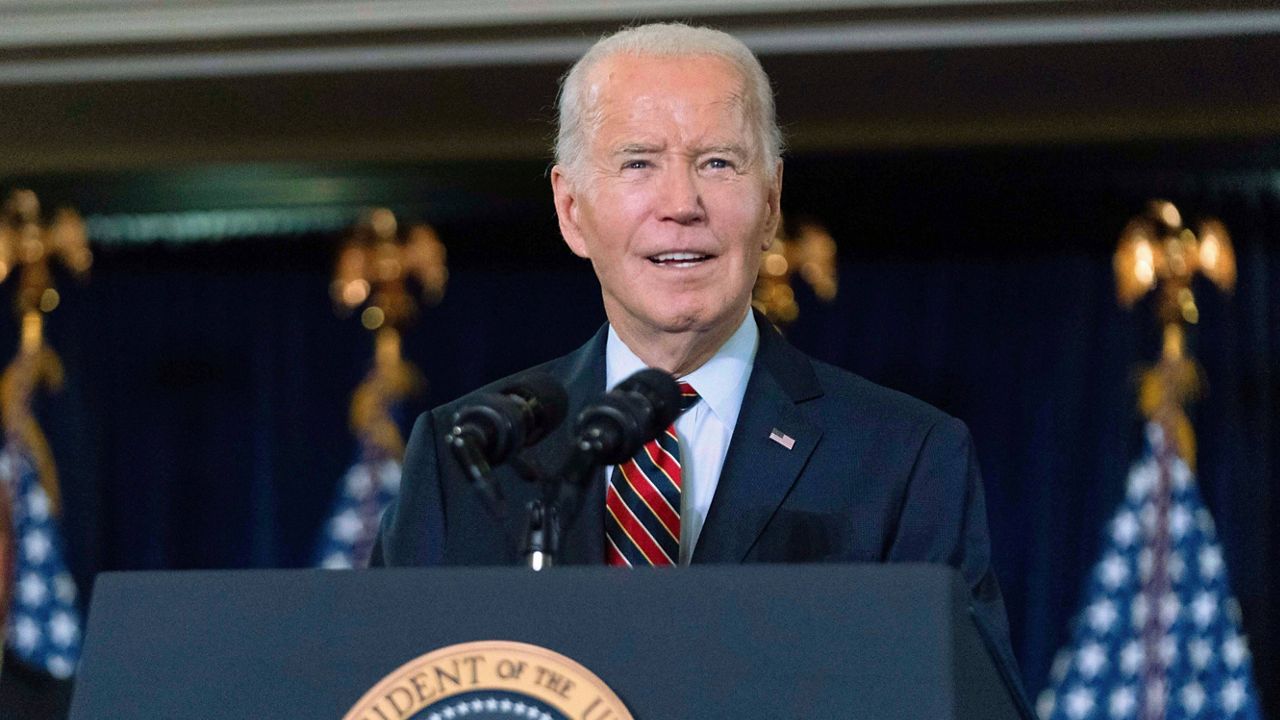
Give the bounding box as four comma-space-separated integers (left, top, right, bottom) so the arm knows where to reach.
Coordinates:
658, 163, 706, 224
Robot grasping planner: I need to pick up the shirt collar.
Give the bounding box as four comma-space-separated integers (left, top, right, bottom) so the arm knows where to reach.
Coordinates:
605, 310, 759, 429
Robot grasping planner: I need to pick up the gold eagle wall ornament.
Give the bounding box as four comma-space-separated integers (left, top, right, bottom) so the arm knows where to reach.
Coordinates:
1114, 199, 1236, 469
0, 189, 91, 516
332, 209, 446, 461
753, 218, 838, 327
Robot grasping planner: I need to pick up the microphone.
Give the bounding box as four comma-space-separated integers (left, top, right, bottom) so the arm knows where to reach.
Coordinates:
552, 368, 681, 525
448, 373, 568, 511
574, 368, 682, 464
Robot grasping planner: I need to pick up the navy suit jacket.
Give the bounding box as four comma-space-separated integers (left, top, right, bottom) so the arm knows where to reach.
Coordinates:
374, 315, 1030, 713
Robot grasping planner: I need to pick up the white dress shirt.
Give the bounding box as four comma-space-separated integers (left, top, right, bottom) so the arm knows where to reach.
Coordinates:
604, 310, 759, 564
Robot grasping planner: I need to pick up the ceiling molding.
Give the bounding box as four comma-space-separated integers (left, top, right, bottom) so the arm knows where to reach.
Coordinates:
3, 8, 1280, 85
0, 1, 1077, 47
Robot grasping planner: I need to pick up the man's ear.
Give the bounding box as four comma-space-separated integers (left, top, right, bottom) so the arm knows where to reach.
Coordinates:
762, 160, 784, 250
551, 165, 590, 259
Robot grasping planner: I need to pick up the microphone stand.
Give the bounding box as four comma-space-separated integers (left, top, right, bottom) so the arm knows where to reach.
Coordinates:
517, 437, 600, 572
448, 448, 563, 572
451, 431, 578, 572
520, 428, 625, 571
519, 499, 559, 571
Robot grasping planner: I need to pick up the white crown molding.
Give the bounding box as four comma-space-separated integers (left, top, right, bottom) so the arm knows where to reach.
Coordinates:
2, 8, 1279, 85
0, 0, 1049, 47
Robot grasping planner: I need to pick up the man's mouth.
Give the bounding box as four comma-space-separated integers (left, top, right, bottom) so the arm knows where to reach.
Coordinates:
647, 251, 713, 267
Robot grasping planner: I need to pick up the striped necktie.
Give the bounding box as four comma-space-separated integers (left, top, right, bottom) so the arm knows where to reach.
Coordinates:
605, 382, 700, 567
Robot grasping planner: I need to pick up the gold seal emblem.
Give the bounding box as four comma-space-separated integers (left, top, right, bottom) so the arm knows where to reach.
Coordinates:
343, 640, 634, 720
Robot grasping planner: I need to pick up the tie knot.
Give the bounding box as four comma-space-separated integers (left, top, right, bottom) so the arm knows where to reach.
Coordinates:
677, 382, 700, 413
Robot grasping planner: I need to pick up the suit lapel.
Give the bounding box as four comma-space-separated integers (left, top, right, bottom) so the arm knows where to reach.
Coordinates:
693, 316, 823, 563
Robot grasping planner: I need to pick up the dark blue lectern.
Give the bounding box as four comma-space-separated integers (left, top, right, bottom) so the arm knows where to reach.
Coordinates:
69, 565, 1025, 718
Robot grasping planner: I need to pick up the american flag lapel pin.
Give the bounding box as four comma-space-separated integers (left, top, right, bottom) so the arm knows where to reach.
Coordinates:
768, 428, 796, 450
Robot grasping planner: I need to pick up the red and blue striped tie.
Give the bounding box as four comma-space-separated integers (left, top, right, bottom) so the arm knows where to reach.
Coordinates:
605, 382, 700, 567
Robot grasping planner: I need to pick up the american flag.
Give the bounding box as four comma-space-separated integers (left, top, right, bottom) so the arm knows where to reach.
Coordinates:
1037, 423, 1263, 720
1, 447, 82, 679
314, 458, 401, 569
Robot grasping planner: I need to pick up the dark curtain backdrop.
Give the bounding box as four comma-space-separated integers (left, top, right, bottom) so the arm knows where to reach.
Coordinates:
3, 144, 1277, 718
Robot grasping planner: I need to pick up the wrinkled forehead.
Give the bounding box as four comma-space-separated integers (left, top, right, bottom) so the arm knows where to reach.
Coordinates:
582, 53, 755, 145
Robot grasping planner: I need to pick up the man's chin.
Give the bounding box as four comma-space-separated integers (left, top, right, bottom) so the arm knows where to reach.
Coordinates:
603, 291, 748, 338
642, 307, 742, 337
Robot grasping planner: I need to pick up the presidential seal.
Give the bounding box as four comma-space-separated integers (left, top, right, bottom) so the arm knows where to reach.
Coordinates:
343, 640, 633, 720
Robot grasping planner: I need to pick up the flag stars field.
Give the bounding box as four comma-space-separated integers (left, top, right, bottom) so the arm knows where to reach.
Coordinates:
1099, 553, 1130, 589
53, 572, 77, 603
1222, 679, 1247, 713
1170, 504, 1193, 540
1127, 464, 1156, 501
1111, 511, 1140, 547
1182, 681, 1207, 715
1188, 638, 1213, 670
331, 508, 363, 543
1065, 686, 1096, 719
24, 529, 51, 564
1159, 636, 1178, 666
1108, 685, 1137, 718
1138, 548, 1153, 581
1196, 508, 1216, 536
1131, 595, 1149, 628
1087, 599, 1119, 633
48, 610, 79, 646
1159, 593, 1181, 626
1077, 643, 1108, 679
26, 487, 49, 520
3, 450, 84, 679
1167, 553, 1187, 582
1120, 641, 1144, 676
1223, 635, 1248, 669
1191, 591, 1217, 628
46, 654, 74, 679
1038, 424, 1264, 720
12, 615, 40, 651
1200, 546, 1224, 579
314, 458, 401, 569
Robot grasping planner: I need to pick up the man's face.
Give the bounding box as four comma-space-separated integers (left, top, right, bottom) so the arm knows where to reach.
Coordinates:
552, 53, 782, 341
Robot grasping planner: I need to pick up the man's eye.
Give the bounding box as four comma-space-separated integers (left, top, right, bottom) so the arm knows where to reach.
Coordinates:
705, 157, 733, 170
623, 159, 650, 170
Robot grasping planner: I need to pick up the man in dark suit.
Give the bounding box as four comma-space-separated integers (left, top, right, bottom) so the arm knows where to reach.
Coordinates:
375, 21, 1029, 712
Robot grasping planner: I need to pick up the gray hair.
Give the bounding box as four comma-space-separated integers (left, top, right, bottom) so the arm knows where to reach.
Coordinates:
555, 23, 783, 182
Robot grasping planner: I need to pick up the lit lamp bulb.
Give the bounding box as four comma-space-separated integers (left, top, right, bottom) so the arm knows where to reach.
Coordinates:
1115, 220, 1161, 307
1156, 200, 1182, 228
1195, 219, 1236, 292
1134, 240, 1155, 287
342, 279, 370, 306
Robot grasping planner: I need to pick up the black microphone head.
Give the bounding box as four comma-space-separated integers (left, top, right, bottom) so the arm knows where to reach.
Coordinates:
500, 372, 568, 446
616, 367, 681, 436
573, 368, 681, 464
450, 392, 525, 461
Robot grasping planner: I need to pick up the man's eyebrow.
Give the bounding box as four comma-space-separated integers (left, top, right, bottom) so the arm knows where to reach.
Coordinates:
613, 143, 663, 154
694, 143, 749, 156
